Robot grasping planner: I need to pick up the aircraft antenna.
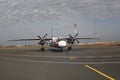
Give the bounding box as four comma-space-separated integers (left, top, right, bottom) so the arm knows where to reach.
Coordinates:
74, 24, 77, 34
51, 28, 53, 37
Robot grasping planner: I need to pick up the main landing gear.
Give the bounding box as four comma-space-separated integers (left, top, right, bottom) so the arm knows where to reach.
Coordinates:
41, 47, 45, 51
67, 46, 72, 50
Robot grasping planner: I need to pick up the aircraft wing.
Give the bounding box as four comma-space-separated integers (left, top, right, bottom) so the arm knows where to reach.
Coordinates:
76, 37, 97, 39
65, 33, 98, 40
65, 37, 97, 40
8, 39, 40, 41
8, 38, 52, 42
65, 36, 98, 44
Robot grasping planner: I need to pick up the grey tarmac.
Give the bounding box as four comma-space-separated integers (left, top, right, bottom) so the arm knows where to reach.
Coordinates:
0, 46, 120, 80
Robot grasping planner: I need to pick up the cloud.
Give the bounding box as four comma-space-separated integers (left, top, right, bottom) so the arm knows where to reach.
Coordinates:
0, 0, 120, 27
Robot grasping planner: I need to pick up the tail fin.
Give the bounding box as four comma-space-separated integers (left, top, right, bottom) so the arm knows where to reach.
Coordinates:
95, 32, 99, 40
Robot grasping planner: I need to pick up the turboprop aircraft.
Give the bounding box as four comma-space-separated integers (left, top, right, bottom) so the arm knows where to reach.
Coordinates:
8, 33, 98, 51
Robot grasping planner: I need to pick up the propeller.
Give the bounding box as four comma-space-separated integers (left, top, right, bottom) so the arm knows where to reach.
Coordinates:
68, 33, 79, 44
37, 34, 48, 45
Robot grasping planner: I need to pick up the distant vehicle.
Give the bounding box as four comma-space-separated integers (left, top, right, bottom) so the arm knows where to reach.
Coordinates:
8, 33, 98, 51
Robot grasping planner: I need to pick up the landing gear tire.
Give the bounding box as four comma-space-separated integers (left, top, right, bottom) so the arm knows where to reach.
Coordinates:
41, 47, 45, 51
67, 47, 72, 50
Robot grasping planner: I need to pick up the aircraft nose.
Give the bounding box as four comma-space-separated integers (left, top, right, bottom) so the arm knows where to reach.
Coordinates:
58, 41, 67, 47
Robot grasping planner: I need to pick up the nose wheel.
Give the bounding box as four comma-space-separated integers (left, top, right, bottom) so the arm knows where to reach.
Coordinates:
60, 48, 63, 52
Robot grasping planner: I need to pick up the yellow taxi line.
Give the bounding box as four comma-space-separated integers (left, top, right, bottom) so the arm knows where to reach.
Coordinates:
85, 65, 115, 80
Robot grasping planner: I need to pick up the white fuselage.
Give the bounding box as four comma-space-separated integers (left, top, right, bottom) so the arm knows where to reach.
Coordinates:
49, 37, 67, 48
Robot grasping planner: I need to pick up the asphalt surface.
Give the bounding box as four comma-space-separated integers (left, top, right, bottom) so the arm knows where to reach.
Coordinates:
0, 46, 120, 80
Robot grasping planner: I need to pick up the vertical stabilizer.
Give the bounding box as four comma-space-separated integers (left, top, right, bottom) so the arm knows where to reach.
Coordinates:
51, 28, 53, 38
74, 24, 77, 34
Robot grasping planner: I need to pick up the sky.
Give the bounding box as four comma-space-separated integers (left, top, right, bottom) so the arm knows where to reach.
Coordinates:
0, 0, 120, 45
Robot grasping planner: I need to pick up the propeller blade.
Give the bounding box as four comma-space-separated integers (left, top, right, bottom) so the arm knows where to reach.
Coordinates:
43, 34, 48, 39
76, 39, 80, 43
74, 33, 78, 38
68, 33, 79, 44
69, 34, 74, 40
37, 35, 42, 40
37, 34, 47, 45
